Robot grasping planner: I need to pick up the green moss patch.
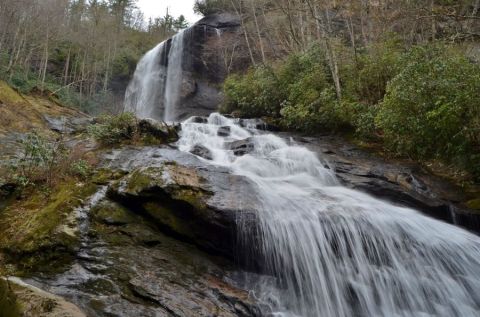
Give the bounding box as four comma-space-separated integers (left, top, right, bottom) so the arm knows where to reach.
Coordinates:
467, 198, 480, 210
0, 180, 97, 272
0, 279, 21, 317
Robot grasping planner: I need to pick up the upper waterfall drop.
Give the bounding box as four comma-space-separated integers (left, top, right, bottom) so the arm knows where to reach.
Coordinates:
124, 30, 186, 122
164, 30, 186, 122
124, 42, 167, 119
123, 14, 243, 122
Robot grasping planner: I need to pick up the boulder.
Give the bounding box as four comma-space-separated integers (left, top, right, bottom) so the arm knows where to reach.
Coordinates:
138, 119, 171, 139
101, 147, 260, 258
107, 162, 259, 258
189, 116, 209, 124
238, 118, 279, 131
190, 144, 213, 160
226, 138, 255, 156
3, 277, 86, 317
217, 126, 231, 137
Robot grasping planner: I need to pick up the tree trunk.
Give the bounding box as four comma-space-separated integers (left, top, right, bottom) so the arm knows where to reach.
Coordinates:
251, 0, 266, 64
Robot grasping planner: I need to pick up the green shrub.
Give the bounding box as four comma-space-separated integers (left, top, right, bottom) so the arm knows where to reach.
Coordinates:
88, 112, 138, 145
70, 159, 92, 179
193, 0, 232, 16
343, 39, 403, 106
9, 132, 68, 187
281, 87, 339, 131
223, 66, 284, 118
376, 44, 480, 176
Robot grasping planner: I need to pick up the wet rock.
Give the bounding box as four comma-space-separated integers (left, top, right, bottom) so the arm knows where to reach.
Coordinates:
27, 194, 262, 317
239, 118, 279, 131
128, 273, 259, 317
44, 115, 93, 134
296, 135, 480, 233
103, 148, 260, 258
190, 144, 213, 160
4, 277, 86, 317
226, 138, 255, 156
138, 118, 177, 141
189, 116, 209, 124
107, 164, 249, 257
91, 200, 136, 226
218, 126, 231, 137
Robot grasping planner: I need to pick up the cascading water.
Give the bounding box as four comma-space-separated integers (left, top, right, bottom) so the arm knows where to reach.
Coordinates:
124, 31, 186, 122
179, 113, 480, 317
124, 42, 166, 119
163, 30, 186, 122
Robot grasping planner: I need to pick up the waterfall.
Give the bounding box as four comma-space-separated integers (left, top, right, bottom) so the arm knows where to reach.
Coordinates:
124, 31, 186, 122
164, 30, 185, 122
179, 113, 480, 317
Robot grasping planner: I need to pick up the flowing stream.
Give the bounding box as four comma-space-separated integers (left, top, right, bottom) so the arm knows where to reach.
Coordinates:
178, 113, 480, 317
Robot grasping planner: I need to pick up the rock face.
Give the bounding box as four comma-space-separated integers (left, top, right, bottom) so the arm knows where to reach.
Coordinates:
291, 135, 480, 233
178, 13, 242, 119
4, 277, 86, 317
103, 147, 261, 258
143, 13, 242, 120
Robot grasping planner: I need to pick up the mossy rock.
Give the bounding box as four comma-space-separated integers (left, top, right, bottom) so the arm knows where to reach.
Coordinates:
0, 180, 98, 272
0, 279, 21, 317
91, 200, 136, 226
91, 168, 128, 185
467, 198, 480, 210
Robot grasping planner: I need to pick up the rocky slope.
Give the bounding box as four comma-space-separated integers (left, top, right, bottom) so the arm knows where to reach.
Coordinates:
1, 82, 479, 316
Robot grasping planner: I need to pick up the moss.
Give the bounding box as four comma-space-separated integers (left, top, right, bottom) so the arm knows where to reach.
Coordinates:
0, 179, 98, 272
0, 279, 21, 317
142, 202, 195, 240
92, 168, 128, 185
0, 81, 24, 104
466, 198, 480, 210
91, 200, 136, 225
0, 80, 81, 136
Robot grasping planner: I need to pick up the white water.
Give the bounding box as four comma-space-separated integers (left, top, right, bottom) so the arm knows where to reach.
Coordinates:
179, 113, 480, 317
124, 31, 185, 122
164, 30, 186, 122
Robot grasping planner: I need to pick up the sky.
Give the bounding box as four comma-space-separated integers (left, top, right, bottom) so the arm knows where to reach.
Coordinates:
136, 0, 202, 24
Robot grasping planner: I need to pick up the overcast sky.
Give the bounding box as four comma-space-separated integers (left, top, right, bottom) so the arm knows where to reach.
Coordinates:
137, 0, 202, 24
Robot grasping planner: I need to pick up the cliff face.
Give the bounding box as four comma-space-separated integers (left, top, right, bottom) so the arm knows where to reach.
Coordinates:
147, 13, 242, 120
169, 13, 244, 120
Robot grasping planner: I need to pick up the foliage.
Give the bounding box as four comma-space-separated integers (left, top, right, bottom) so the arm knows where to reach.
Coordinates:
6, 131, 96, 189
376, 45, 480, 176
194, 0, 233, 16
222, 41, 480, 179
342, 39, 403, 106
223, 45, 341, 131
223, 66, 283, 118
70, 159, 92, 179
87, 112, 138, 145
9, 132, 68, 188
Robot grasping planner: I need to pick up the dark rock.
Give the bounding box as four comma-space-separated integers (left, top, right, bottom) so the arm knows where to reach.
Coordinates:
100, 147, 260, 258
299, 135, 480, 233
92, 200, 137, 226
226, 138, 255, 156
107, 162, 259, 258
239, 118, 279, 131
138, 119, 169, 138
43, 115, 93, 134
217, 126, 231, 137
190, 144, 213, 160
190, 116, 208, 124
